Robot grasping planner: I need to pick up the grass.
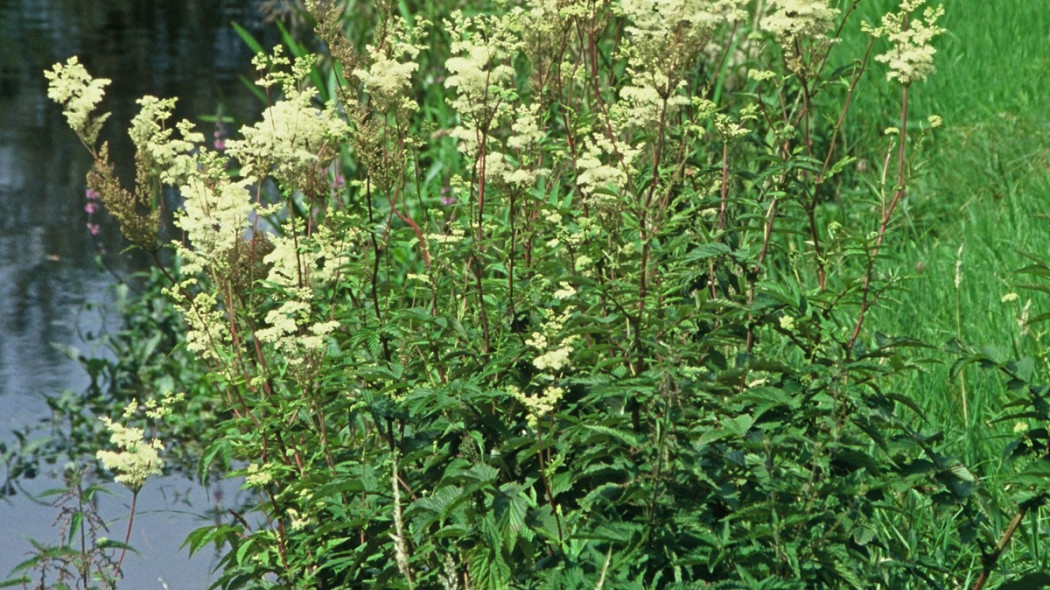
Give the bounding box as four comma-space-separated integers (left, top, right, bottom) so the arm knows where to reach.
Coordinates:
829, 0, 1050, 427
829, 0, 1050, 577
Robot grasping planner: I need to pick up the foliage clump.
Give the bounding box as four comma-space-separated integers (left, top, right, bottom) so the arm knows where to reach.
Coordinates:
45, 1, 1047, 589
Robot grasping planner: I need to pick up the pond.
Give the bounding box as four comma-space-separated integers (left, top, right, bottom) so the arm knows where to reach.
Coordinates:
0, 1, 278, 586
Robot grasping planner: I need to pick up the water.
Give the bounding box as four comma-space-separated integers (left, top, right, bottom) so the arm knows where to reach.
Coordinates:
0, 1, 274, 586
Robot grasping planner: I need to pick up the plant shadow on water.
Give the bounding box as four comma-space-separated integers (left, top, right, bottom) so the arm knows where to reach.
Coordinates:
0, 1, 275, 587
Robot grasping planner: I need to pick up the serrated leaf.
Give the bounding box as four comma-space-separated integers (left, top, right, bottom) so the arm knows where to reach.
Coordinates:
852, 525, 875, 546
577, 423, 643, 448
182, 525, 216, 556
197, 438, 231, 484
468, 539, 511, 590
495, 485, 529, 551
721, 414, 755, 437
67, 511, 82, 545
685, 243, 731, 262
464, 462, 500, 483
235, 537, 256, 566
949, 463, 977, 483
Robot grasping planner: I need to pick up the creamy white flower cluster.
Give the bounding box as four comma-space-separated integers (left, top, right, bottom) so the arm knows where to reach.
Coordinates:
619, 0, 747, 82
571, 1, 746, 206
44, 57, 111, 147
96, 401, 169, 492
864, 0, 945, 85
620, 0, 747, 53
47, 48, 356, 372
129, 96, 204, 185
169, 51, 351, 366
508, 383, 566, 429
574, 135, 635, 207
352, 16, 428, 114
442, 8, 558, 195
511, 306, 579, 427
165, 287, 233, 363
527, 311, 576, 373
244, 462, 275, 488
442, 9, 522, 168
763, 0, 839, 48
762, 0, 840, 74
227, 49, 349, 190
253, 221, 348, 365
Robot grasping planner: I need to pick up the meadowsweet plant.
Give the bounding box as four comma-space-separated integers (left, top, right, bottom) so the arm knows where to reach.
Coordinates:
7, 394, 181, 587
43, 0, 997, 587
93, 394, 178, 577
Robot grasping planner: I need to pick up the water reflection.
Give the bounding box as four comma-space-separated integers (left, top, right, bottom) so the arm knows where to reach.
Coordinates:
0, 0, 273, 585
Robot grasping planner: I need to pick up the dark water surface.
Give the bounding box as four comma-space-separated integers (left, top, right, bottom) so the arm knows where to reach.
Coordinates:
0, 1, 273, 586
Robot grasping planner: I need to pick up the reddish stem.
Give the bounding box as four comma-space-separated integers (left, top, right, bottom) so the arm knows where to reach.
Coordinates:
114, 490, 138, 577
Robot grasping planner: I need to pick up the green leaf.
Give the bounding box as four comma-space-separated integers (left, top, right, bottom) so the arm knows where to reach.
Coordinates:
231, 21, 265, 55
721, 414, 755, 437
468, 528, 511, 590
949, 463, 978, 483
576, 423, 643, 448
67, 511, 82, 545
495, 484, 529, 551
413, 485, 468, 524
464, 462, 500, 484
684, 243, 731, 262
197, 437, 231, 483
852, 525, 876, 546
182, 524, 242, 556
235, 536, 257, 566
577, 520, 643, 544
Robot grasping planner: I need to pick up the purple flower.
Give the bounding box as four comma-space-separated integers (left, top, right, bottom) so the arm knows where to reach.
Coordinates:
440, 186, 456, 206
85, 188, 102, 237
213, 130, 226, 151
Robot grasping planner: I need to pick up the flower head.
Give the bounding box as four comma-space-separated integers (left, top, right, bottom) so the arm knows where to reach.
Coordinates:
352, 16, 427, 113
864, 0, 945, 85
509, 384, 566, 429
244, 463, 274, 488
44, 57, 111, 147
96, 415, 164, 492
226, 51, 349, 190
763, 0, 839, 74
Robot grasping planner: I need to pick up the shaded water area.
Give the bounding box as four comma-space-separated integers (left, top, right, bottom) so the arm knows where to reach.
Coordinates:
0, 1, 275, 585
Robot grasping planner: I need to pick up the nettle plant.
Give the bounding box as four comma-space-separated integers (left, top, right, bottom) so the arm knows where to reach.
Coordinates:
43, 0, 981, 588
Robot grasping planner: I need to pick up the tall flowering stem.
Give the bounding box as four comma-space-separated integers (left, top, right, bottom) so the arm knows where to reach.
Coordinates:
850, 0, 943, 349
